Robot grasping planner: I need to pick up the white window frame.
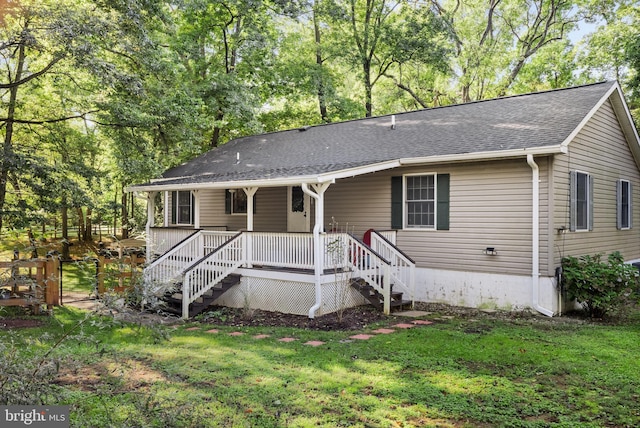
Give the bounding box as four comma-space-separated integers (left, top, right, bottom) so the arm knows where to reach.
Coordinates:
404, 173, 437, 229
173, 190, 193, 226
617, 179, 632, 230
570, 170, 592, 232
228, 189, 248, 215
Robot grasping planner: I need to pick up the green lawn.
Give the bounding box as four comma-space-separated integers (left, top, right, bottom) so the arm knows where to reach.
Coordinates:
2, 306, 640, 427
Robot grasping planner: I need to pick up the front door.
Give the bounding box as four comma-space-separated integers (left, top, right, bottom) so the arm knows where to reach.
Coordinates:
287, 186, 310, 232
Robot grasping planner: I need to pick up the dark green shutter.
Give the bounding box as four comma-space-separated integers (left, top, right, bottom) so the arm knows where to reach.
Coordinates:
190, 192, 195, 224
171, 191, 177, 224
588, 174, 594, 231
436, 174, 450, 230
569, 171, 577, 232
391, 176, 403, 229
225, 190, 231, 214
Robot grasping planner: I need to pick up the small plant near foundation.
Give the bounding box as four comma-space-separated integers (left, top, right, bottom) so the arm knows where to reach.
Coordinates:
561, 251, 640, 318
326, 218, 354, 323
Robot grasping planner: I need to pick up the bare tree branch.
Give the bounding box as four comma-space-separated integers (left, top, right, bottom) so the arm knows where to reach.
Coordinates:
0, 110, 99, 125
0, 56, 63, 89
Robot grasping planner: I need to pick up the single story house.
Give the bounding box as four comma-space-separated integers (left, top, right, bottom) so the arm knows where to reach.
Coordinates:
128, 81, 640, 319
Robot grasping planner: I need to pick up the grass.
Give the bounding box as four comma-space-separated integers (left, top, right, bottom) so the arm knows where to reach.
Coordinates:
2, 307, 640, 427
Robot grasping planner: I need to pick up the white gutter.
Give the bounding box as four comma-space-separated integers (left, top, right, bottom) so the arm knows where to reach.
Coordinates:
527, 154, 554, 317
400, 145, 567, 166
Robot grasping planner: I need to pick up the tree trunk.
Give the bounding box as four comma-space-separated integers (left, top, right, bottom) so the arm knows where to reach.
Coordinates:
76, 207, 85, 241
84, 207, 92, 242
0, 42, 26, 233
61, 203, 70, 260
364, 60, 372, 117
313, 1, 329, 123
121, 187, 129, 239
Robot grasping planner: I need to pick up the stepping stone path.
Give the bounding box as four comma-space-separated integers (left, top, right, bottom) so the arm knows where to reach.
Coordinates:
179, 316, 435, 346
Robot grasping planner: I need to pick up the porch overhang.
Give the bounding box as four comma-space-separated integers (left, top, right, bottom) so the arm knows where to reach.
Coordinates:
126, 160, 401, 193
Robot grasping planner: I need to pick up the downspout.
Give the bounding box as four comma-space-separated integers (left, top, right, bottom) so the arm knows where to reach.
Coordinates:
301, 182, 330, 318
527, 154, 554, 317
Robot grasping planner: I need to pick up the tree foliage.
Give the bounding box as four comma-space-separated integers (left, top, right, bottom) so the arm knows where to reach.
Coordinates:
0, 0, 638, 236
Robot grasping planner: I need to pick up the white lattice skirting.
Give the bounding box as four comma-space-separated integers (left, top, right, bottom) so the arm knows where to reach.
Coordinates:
213, 269, 368, 317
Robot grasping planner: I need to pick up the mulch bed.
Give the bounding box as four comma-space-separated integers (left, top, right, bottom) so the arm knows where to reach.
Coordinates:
198, 305, 393, 331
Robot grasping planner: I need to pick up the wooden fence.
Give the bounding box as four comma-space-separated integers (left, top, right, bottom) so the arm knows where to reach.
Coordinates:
0, 256, 60, 313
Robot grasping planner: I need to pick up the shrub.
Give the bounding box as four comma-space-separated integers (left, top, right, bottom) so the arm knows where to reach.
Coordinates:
561, 251, 639, 318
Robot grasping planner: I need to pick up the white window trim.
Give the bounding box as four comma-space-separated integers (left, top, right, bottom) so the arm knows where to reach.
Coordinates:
174, 190, 193, 226
228, 189, 248, 216
403, 173, 437, 230
571, 170, 592, 232
618, 179, 632, 230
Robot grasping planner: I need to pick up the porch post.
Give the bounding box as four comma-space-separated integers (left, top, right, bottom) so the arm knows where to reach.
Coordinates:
146, 192, 157, 261
243, 187, 258, 268
163, 191, 169, 227
191, 190, 200, 229
302, 181, 332, 318
243, 187, 258, 231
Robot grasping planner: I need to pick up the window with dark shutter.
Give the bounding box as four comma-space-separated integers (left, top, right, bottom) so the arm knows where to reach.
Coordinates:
391, 173, 450, 230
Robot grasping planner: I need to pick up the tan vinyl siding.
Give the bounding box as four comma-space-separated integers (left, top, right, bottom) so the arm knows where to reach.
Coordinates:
326, 158, 549, 276
198, 190, 226, 228
197, 188, 288, 231
552, 99, 640, 265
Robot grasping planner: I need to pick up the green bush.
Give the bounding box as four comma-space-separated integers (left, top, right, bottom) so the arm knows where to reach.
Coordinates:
561, 251, 640, 318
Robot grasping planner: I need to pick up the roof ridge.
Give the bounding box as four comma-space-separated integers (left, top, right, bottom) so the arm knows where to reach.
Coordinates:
270, 80, 614, 133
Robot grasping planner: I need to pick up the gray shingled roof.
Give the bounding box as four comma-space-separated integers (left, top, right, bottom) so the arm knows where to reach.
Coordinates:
136, 81, 617, 189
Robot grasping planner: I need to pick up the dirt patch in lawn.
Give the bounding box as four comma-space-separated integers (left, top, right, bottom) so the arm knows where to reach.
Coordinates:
55, 358, 168, 392
0, 318, 46, 329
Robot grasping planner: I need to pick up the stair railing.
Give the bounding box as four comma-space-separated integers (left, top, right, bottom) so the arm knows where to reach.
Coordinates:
182, 232, 245, 318
331, 233, 392, 314
370, 230, 415, 307
144, 230, 203, 286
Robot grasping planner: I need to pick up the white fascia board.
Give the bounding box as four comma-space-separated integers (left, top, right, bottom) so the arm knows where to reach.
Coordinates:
559, 82, 618, 150
608, 83, 640, 167
399, 145, 566, 166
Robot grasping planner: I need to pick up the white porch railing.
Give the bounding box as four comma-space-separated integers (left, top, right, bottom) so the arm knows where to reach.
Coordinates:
370, 230, 415, 307
182, 233, 245, 318
145, 230, 238, 286
144, 229, 411, 317
251, 232, 314, 269
149, 227, 198, 255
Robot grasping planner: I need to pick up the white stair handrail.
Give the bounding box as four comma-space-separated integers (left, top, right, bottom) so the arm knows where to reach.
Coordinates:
182, 232, 245, 318
370, 230, 415, 307
326, 233, 393, 314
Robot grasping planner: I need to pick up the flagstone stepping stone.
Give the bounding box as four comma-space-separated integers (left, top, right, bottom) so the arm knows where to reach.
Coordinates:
304, 340, 325, 347
278, 337, 297, 342
411, 320, 433, 325
185, 327, 200, 331
253, 334, 270, 339
205, 329, 219, 334
349, 334, 374, 340
372, 328, 396, 334
229, 331, 245, 336
392, 323, 415, 329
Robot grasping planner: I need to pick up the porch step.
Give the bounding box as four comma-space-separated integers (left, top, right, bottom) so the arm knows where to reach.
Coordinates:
350, 278, 410, 312
163, 274, 241, 318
